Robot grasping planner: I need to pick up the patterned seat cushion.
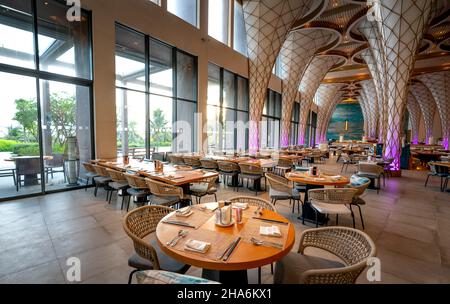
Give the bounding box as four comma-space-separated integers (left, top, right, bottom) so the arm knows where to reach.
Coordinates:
350, 175, 370, 186
136, 270, 220, 284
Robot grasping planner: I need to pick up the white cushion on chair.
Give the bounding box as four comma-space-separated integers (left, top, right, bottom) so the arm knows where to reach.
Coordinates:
310, 201, 352, 215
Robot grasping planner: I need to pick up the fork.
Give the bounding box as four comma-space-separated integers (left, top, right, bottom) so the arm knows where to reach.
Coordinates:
250, 237, 283, 249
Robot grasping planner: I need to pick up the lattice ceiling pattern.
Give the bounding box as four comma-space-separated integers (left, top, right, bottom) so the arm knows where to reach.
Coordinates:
297, 55, 344, 144
410, 81, 437, 143
243, 0, 316, 151
417, 71, 450, 149
279, 28, 336, 147
406, 92, 422, 144
379, 0, 432, 170
360, 79, 379, 139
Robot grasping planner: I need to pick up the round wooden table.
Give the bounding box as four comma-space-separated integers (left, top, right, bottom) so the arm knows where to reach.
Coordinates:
286, 172, 350, 225
156, 203, 295, 283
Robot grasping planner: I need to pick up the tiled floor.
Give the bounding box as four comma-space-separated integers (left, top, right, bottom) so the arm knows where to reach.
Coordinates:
0, 156, 449, 284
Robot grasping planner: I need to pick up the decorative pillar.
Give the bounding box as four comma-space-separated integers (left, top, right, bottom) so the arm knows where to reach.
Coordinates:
378, 0, 432, 172
409, 81, 436, 145
406, 92, 421, 145
243, 0, 318, 152
360, 79, 379, 139
279, 28, 335, 147
298, 55, 343, 145
417, 72, 450, 149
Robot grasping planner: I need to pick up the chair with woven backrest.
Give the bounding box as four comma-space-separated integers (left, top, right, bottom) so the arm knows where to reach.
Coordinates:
44, 154, 65, 182
308, 188, 357, 228
183, 157, 202, 169
345, 175, 371, 230
200, 159, 218, 171
106, 168, 129, 205
217, 161, 240, 191
82, 162, 99, 191
124, 173, 151, 211
238, 163, 265, 195
189, 176, 218, 204
265, 173, 301, 214
340, 153, 356, 173
123, 205, 191, 284
274, 158, 293, 176
168, 155, 184, 165
92, 164, 113, 199
356, 163, 385, 194
145, 178, 191, 208
229, 196, 276, 284
274, 226, 376, 284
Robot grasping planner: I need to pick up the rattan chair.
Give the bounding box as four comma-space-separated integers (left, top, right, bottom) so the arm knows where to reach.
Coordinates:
265, 173, 302, 214
124, 173, 151, 211
106, 168, 129, 205
345, 175, 371, 230
200, 159, 218, 171
274, 158, 293, 176
190, 176, 218, 204
145, 178, 191, 208
229, 196, 276, 284
274, 227, 376, 284
340, 153, 356, 173
183, 157, 202, 169
356, 163, 385, 194
82, 162, 99, 191
92, 164, 113, 199
123, 205, 190, 284
217, 161, 240, 191
168, 155, 184, 165
238, 163, 265, 195
308, 188, 357, 228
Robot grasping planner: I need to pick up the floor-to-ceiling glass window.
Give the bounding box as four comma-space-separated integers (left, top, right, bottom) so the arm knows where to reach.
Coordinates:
261, 90, 281, 149
290, 102, 300, 146
115, 24, 197, 157
207, 63, 249, 153
0, 0, 94, 200
310, 111, 317, 147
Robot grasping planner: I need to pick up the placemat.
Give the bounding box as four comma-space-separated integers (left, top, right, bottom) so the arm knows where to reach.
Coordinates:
165, 209, 214, 229
171, 229, 236, 262
239, 218, 290, 249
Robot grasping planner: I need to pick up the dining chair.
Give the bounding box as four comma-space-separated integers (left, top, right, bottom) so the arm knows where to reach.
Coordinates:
238, 163, 265, 195
274, 158, 293, 176
123, 205, 191, 284
200, 159, 218, 171
274, 227, 376, 284
345, 175, 371, 230
92, 164, 113, 198
105, 168, 129, 205
168, 155, 184, 165
356, 163, 385, 194
183, 157, 202, 169
425, 163, 448, 191
123, 173, 151, 211
217, 161, 240, 191
82, 162, 99, 191
340, 153, 356, 173
145, 178, 191, 208
44, 154, 65, 183
15, 158, 41, 191
229, 196, 276, 284
308, 188, 357, 228
189, 176, 218, 204
265, 173, 302, 214
0, 167, 16, 187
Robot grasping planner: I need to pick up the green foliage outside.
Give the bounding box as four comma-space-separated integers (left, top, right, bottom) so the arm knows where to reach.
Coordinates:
1, 93, 77, 156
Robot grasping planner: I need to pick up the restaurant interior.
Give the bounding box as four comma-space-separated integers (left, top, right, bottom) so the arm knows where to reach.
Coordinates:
0, 0, 449, 285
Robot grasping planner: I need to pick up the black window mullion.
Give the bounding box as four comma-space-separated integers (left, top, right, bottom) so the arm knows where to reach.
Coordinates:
233, 73, 238, 150
145, 35, 150, 159
172, 48, 177, 152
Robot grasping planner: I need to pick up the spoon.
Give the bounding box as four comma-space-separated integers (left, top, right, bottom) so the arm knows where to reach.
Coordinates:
167, 230, 189, 247
250, 237, 283, 249
166, 230, 185, 246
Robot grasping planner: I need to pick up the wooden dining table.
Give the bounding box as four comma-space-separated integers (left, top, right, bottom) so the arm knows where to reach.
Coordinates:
286, 171, 350, 225
156, 202, 295, 283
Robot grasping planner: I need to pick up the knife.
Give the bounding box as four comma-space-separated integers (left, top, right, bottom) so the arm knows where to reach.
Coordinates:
223, 237, 241, 262
251, 217, 289, 225
162, 220, 195, 228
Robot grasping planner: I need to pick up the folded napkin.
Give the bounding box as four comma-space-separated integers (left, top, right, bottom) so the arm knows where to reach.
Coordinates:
176, 206, 193, 217
329, 175, 342, 180
232, 202, 248, 209
259, 225, 282, 238
184, 239, 211, 253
